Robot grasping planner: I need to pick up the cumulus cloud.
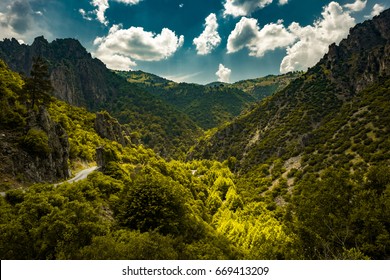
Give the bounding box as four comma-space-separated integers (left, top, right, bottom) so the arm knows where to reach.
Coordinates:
216, 64, 232, 83
87, 0, 141, 25
280, 2, 355, 73
344, 0, 367, 12
94, 24, 184, 70
227, 17, 296, 57
223, 0, 273, 17
193, 13, 221, 55
365, 3, 385, 18
90, 0, 109, 25
278, 0, 289, 5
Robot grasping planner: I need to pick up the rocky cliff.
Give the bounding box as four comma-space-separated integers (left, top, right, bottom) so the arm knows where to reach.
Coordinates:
0, 107, 70, 186
0, 37, 202, 158
0, 36, 114, 108
320, 9, 390, 93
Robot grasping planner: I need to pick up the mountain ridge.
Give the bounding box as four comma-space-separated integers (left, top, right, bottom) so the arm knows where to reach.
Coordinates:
190, 8, 390, 172
0, 36, 202, 158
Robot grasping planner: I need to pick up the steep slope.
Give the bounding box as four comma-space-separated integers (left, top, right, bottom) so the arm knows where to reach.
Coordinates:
0, 37, 202, 158
191, 9, 390, 174
0, 60, 69, 186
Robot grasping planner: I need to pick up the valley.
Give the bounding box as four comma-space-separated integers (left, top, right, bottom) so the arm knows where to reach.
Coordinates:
0, 8, 389, 260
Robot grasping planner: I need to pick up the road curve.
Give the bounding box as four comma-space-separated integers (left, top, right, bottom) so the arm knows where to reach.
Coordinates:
0, 166, 99, 197
65, 166, 99, 184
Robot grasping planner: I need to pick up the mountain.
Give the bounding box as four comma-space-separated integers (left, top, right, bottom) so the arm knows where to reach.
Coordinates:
0, 37, 202, 158
189, 9, 390, 259
116, 70, 256, 129
191, 9, 390, 172
0, 59, 69, 186
116, 70, 298, 130
1, 10, 390, 261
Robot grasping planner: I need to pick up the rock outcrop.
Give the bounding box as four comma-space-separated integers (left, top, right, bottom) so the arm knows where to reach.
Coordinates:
320, 8, 390, 93
94, 111, 130, 146
0, 36, 115, 109
0, 107, 70, 185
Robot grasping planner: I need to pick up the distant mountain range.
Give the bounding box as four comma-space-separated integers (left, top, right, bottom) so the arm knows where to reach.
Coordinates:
116, 70, 299, 129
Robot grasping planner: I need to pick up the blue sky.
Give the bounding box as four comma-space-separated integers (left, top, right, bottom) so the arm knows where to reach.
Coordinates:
0, 0, 387, 84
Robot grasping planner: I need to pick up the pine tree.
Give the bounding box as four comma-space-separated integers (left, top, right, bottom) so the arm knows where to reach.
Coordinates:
25, 56, 53, 108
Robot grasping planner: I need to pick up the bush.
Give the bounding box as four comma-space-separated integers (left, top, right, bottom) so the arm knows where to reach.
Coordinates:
115, 171, 188, 235
21, 128, 50, 155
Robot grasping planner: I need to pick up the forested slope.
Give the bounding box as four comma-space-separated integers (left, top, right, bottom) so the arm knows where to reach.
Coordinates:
0, 37, 202, 159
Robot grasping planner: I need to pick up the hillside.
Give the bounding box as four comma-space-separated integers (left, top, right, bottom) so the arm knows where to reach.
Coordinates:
0, 37, 202, 158
116, 70, 298, 130
191, 9, 390, 172
1, 8, 390, 261
1, 59, 299, 260
189, 9, 390, 259
116, 70, 256, 129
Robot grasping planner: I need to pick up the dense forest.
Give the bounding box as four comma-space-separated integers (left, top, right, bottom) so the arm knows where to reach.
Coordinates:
1, 9, 390, 260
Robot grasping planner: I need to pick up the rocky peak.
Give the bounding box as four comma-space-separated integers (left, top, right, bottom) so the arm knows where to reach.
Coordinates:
319, 8, 390, 93
0, 36, 115, 108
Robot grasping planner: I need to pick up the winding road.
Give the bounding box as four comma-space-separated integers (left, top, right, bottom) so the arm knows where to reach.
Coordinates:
64, 166, 99, 184
0, 166, 99, 197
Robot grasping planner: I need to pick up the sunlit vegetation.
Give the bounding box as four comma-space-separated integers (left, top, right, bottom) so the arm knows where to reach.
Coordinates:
1, 9, 390, 261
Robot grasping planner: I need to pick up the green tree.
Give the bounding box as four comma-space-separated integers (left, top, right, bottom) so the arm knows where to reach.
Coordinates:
115, 170, 188, 235
25, 57, 53, 108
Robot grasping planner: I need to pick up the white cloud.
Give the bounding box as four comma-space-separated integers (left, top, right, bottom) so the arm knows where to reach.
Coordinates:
164, 72, 202, 83
114, 0, 141, 4
344, 0, 367, 12
278, 0, 289, 5
280, 1, 355, 73
193, 13, 221, 55
227, 17, 296, 57
223, 0, 273, 17
87, 0, 141, 25
216, 64, 232, 83
366, 3, 385, 18
94, 24, 184, 70
79, 9, 93, 21
91, 0, 109, 25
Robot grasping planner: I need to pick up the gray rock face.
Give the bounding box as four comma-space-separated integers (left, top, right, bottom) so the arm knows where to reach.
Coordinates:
0, 107, 70, 184
94, 111, 130, 146
320, 9, 390, 93
0, 36, 115, 109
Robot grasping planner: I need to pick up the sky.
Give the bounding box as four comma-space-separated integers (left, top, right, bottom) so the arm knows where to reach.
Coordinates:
0, 0, 388, 84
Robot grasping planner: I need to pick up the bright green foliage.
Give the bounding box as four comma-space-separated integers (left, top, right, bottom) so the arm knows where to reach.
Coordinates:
0, 182, 110, 259
115, 170, 188, 235
48, 100, 101, 162
212, 202, 299, 259
21, 128, 50, 155
79, 230, 178, 260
